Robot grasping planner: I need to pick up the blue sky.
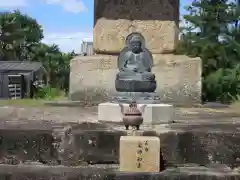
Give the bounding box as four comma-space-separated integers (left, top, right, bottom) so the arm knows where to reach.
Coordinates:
0, 0, 192, 53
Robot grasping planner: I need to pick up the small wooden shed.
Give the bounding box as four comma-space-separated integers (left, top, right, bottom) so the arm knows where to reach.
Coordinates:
0, 61, 47, 99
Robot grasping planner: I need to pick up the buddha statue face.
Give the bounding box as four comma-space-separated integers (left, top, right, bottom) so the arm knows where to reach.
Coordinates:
129, 37, 142, 54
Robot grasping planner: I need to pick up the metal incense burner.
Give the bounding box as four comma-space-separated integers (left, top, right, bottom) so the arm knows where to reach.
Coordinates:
119, 101, 146, 130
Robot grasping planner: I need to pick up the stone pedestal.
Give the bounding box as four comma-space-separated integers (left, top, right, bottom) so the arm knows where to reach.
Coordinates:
109, 92, 161, 104
69, 54, 202, 105
98, 102, 173, 125
119, 136, 160, 172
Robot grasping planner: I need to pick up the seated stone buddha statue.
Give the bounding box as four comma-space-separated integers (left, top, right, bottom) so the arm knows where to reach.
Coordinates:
115, 32, 156, 92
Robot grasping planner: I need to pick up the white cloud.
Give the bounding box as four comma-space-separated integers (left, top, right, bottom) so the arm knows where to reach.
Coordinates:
42, 31, 93, 53
0, 0, 28, 8
43, 0, 87, 13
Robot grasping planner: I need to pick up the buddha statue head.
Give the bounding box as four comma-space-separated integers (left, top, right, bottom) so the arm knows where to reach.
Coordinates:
129, 36, 143, 54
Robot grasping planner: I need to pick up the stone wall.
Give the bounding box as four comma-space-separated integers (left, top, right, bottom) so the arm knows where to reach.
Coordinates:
94, 0, 179, 54
69, 55, 201, 105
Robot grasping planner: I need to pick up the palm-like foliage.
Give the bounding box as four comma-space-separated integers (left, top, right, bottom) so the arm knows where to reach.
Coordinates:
30, 43, 75, 91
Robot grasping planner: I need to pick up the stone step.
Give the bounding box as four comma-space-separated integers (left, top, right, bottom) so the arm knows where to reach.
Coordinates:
59, 122, 240, 169
0, 119, 79, 165
0, 164, 239, 180
0, 120, 116, 166
1, 120, 240, 169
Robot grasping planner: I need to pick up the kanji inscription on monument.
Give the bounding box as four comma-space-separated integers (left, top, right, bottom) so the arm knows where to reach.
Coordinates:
119, 136, 160, 172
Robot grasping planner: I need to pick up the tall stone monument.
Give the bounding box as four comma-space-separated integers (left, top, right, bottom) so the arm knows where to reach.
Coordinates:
70, 0, 202, 105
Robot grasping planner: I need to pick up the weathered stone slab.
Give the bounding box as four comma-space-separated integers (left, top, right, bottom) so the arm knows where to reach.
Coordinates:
57, 122, 240, 169
0, 129, 56, 165
119, 136, 160, 172
69, 54, 202, 105
0, 164, 239, 180
54, 122, 112, 165
0, 120, 79, 165
115, 167, 240, 180
61, 130, 142, 166
94, 0, 179, 54
0, 121, 121, 166
98, 102, 173, 124
2, 119, 239, 170
57, 123, 156, 165
62, 129, 124, 165
0, 120, 60, 165
160, 123, 240, 169
0, 164, 116, 180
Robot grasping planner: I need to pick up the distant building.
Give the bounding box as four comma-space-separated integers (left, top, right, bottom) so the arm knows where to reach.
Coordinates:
0, 61, 47, 99
81, 40, 94, 56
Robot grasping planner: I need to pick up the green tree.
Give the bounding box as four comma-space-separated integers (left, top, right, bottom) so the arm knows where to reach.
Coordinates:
177, 0, 240, 103
0, 10, 43, 61
0, 10, 74, 94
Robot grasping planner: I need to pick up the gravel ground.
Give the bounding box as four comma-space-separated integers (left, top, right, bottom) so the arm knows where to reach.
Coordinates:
0, 106, 98, 123
0, 104, 240, 124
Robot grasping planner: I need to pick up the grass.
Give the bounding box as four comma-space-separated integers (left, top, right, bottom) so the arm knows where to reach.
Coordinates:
1, 95, 240, 110
0, 87, 68, 107
230, 100, 240, 109
0, 96, 67, 107
0, 99, 45, 107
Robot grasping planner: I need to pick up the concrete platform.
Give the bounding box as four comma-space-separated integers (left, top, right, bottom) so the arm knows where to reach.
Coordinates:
98, 102, 174, 125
